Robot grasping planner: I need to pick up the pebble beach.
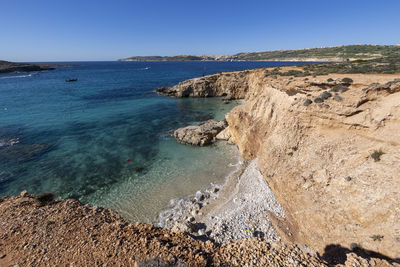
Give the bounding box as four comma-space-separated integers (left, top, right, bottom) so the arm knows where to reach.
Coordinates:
159, 158, 285, 244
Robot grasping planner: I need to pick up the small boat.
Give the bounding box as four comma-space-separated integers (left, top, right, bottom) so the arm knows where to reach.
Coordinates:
145, 67, 150, 70
66, 78, 78, 82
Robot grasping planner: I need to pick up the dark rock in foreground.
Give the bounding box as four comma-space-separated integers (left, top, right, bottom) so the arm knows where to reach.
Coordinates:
173, 120, 227, 146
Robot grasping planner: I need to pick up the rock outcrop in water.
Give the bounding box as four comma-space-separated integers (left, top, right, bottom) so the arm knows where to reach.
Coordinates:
0, 138, 19, 148
161, 67, 400, 260
0, 60, 55, 73
0, 142, 51, 162
173, 120, 227, 146
156, 71, 253, 99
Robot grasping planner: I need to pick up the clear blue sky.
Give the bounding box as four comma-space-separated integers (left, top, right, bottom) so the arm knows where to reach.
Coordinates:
1, 0, 399, 61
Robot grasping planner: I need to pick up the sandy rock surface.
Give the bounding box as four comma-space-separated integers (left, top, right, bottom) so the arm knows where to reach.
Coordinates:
163, 67, 400, 261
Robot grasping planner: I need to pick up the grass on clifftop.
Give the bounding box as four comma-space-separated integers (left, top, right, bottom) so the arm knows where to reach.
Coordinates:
265, 54, 400, 77
235, 44, 400, 61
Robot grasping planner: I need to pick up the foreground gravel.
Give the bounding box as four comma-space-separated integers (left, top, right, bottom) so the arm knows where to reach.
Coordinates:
0, 193, 395, 266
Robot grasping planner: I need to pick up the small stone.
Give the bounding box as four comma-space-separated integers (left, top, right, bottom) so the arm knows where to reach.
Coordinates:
191, 210, 198, 216
303, 99, 312, 106
212, 187, 219, 193
197, 193, 205, 202
20, 190, 28, 197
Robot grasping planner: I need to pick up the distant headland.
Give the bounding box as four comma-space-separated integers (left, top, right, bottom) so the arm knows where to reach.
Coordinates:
0, 60, 55, 74
119, 44, 400, 62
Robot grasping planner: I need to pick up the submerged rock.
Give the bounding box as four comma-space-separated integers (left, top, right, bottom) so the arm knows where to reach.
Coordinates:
0, 143, 51, 163
172, 120, 227, 146
0, 138, 20, 149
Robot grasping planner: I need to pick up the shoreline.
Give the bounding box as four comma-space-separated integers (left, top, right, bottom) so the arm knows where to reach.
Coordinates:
158, 149, 285, 244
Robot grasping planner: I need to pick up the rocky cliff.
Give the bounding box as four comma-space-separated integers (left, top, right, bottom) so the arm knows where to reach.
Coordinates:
157, 70, 255, 99
160, 67, 400, 261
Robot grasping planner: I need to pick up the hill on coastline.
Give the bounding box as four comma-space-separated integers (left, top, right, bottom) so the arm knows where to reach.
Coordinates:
119, 44, 400, 62
0, 60, 55, 74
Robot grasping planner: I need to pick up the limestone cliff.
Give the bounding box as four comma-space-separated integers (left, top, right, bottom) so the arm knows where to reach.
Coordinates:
157, 70, 254, 99
162, 67, 400, 260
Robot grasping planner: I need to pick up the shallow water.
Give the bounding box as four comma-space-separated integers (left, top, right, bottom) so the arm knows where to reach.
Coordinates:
0, 61, 309, 222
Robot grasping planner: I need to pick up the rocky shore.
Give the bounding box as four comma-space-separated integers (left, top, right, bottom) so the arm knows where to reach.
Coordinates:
158, 67, 400, 261
159, 160, 285, 245
0, 60, 55, 74
1, 65, 400, 266
1, 193, 395, 266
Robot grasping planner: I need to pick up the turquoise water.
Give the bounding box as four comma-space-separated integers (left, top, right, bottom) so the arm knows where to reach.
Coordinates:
0, 61, 306, 222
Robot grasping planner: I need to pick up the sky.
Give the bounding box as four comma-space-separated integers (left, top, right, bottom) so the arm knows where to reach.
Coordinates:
1, 0, 399, 62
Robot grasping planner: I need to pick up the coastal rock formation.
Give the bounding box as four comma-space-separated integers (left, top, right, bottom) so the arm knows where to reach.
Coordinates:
156, 71, 253, 99
0, 60, 55, 74
1, 193, 394, 266
163, 67, 400, 260
173, 120, 227, 146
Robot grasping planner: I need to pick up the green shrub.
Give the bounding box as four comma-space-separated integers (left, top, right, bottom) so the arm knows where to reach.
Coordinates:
314, 97, 324, 103
331, 84, 348, 93
281, 70, 304, 76
370, 235, 384, 241
304, 99, 312, 106
371, 150, 385, 162
327, 78, 334, 82
320, 91, 332, 100
342, 77, 354, 84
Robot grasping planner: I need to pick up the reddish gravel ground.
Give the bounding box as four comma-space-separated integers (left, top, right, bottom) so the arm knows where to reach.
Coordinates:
0, 193, 395, 266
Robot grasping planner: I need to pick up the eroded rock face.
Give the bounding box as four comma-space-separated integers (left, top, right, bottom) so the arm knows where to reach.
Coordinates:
156, 71, 253, 99
225, 71, 400, 259
173, 120, 227, 146
162, 66, 400, 259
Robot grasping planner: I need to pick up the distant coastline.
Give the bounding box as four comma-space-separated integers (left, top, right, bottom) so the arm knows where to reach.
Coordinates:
118, 44, 400, 62
0, 60, 55, 74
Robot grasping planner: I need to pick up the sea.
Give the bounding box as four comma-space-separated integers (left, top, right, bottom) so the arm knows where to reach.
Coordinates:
0, 61, 306, 222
